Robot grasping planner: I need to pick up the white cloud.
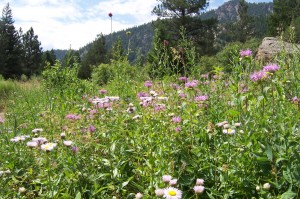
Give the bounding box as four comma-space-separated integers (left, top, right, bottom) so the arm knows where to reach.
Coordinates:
0, 0, 157, 50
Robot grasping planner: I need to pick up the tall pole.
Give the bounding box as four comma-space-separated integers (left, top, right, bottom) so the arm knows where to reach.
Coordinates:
108, 12, 113, 45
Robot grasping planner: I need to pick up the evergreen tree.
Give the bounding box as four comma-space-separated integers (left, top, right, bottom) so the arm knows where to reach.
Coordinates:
152, 0, 217, 55
79, 34, 107, 79
42, 49, 56, 66
0, 3, 23, 78
62, 49, 80, 68
268, 0, 300, 36
22, 27, 43, 76
236, 0, 254, 43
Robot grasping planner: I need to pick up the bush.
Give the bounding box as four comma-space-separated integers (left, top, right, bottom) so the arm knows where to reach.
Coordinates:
42, 61, 88, 98
91, 63, 115, 86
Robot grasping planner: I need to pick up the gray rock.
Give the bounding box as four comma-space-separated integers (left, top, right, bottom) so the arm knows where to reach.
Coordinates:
256, 37, 300, 62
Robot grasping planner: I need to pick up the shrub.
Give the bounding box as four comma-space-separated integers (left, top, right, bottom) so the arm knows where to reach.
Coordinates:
91, 63, 115, 86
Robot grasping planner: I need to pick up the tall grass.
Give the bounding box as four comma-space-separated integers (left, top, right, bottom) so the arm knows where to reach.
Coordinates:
0, 49, 299, 198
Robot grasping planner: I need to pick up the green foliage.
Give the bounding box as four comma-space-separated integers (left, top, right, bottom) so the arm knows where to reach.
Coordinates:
79, 34, 107, 79
268, 0, 300, 36
1, 42, 300, 198
283, 17, 300, 43
0, 3, 23, 78
21, 27, 43, 76
42, 61, 88, 99
42, 49, 56, 66
0, 4, 43, 79
91, 63, 115, 86
147, 28, 197, 78
0, 78, 17, 110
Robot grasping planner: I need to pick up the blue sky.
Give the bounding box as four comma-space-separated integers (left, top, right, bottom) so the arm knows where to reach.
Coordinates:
0, 0, 272, 50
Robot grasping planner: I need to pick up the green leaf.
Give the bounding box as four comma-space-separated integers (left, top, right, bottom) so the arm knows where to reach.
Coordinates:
265, 143, 273, 161
75, 192, 81, 199
280, 190, 296, 199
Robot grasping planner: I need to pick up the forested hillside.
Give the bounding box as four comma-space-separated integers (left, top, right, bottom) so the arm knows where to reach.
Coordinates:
75, 0, 273, 64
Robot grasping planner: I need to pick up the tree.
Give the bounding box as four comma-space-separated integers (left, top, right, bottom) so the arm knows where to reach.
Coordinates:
22, 27, 43, 76
79, 34, 107, 79
0, 3, 23, 78
62, 49, 80, 68
42, 49, 56, 66
152, 0, 217, 55
268, 0, 300, 36
235, 0, 254, 43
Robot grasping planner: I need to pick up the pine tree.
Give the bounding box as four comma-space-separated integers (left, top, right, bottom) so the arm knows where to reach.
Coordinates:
42, 49, 56, 66
79, 34, 107, 79
268, 0, 300, 36
0, 3, 23, 78
152, 0, 217, 55
236, 0, 254, 43
22, 27, 43, 76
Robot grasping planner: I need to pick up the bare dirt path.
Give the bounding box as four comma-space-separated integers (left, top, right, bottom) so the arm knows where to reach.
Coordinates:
0, 112, 4, 118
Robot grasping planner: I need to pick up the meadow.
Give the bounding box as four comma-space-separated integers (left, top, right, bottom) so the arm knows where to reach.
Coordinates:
0, 48, 299, 199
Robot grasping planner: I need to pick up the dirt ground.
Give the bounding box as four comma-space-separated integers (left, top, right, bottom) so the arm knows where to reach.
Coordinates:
0, 112, 4, 118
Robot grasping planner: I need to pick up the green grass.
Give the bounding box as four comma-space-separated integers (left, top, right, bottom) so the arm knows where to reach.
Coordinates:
0, 52, 299, 198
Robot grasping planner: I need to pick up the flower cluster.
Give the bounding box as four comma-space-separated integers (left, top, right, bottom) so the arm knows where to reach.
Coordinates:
263, 63, 280, 73
240, 49, 252, 57
250, 70, 268, 82
65, 114, 81, 120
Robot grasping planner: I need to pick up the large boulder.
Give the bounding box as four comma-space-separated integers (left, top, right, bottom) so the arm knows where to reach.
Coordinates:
256, 37, 300, 62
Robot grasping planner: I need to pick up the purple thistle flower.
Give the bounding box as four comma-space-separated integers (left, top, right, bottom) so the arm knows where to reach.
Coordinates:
292, 96, 299, 104
172, 116, 182, 123
71, 146, 79, 153
163, 40, 169, 46
144, 80, 152, 88
179, 76, 188, 82
263, 63, 280, 72
195, 95, 208, 102
185, 80, 198, 88
99, 89, 107, 94
88, 125, 96, 132
250, 70, 268, 82
66, 114, 81, 120
137, 92, 149, 97
240, 49, 252, 57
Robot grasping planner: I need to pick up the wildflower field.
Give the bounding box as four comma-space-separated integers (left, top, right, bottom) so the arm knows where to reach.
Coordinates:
0, 50, 299, 199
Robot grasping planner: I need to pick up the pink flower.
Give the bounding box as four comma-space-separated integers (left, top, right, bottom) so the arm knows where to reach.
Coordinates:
196, 178, 204, 185
175, 126, 181, 132
172, 116, 181, 123
137, 92, 149, 97
193, 185, 205, 194
292, 96, 299, 104
240, 49, 252, 57
144, 80, 152, 87
0, 117, 5, 123
163, 40, 169, 46
179, 76, 188, 82
88, 125, 96, 132
63, 140, 73, 146
155, 189, 164, 197
162, 175, 172, 183
250, 70, 268, 82
263, 63, 280, 72
27, 141, 38, 148
195, 95, 208, 102
185, 80, 198, 88
99, 89, 107, 94
135, 192, 143, 199
169, 179, 177, 186
66, 114, 81, 120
